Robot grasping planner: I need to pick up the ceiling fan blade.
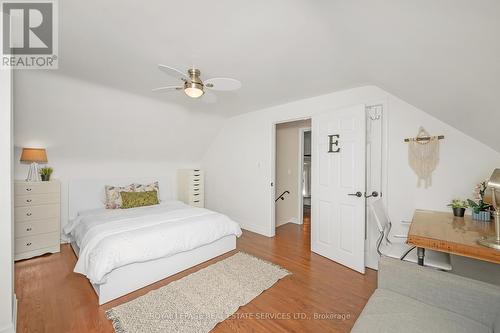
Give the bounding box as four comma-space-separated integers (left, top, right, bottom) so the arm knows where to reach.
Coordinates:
158, 64, 188, 81
202, 90, 217, 104
152, 86, 182, 92
204, 78, 241, 91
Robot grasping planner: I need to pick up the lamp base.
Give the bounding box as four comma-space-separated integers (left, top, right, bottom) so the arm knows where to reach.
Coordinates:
26, 162, 41, 182
477, 236, 500, 250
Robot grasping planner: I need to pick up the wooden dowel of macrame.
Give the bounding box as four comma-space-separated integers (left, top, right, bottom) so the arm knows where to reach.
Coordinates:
404, 135, 444, 143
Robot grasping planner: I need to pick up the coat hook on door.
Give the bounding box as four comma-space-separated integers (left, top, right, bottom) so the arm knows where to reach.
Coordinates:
366, 104, 383, 120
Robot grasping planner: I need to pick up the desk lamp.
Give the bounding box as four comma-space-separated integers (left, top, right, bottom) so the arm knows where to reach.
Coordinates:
478, 168, 500, 250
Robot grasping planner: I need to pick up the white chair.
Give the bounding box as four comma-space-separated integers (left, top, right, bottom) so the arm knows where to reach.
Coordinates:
370, 199, 452, 271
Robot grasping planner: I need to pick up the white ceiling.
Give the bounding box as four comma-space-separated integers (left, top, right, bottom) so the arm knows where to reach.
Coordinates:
55, 0, 500, 151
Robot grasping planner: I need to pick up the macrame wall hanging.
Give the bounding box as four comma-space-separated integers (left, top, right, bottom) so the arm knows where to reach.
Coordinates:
405, 127, 444, 188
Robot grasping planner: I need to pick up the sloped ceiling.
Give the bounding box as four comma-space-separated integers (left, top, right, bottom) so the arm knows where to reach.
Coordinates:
20, 0, 500, 151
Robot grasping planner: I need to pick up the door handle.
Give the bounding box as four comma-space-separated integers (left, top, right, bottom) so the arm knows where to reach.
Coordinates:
365, 191, 379, 198
348, 191, 363, 197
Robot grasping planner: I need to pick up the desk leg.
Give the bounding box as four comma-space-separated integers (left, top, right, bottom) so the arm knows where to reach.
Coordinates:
417, 247, 425, 266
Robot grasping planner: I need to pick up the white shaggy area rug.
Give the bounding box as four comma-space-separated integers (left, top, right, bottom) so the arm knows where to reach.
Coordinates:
106, 252, 290, 333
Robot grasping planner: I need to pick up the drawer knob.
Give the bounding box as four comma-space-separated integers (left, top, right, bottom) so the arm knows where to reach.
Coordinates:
26, 199, 32, 203
26, 227, 32, 232
26, 188, 32, 192
26, 242, 32, 246
26, 212, 32, 216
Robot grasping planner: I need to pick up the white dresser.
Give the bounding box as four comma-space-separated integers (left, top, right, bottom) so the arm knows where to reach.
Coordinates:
14, 180, 61, 260
177, 169, 204, 208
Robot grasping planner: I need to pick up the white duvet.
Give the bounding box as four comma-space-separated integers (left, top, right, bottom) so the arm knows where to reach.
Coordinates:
63, 201, 242, 284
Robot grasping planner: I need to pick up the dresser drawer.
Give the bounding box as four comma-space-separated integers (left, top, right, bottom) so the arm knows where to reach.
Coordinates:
187, 170, 203, 180
15, 204, 60, 222
15, 219, 59, 238
189, 194, 204, 205
15, 192, 60, 207
15, 181, 60, 195
15, 232, 60, 254
190, 177, 203, 184
189, 184, 204, 194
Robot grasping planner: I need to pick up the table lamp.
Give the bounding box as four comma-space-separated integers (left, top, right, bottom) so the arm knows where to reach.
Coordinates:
478, 168, 500, 250
20, 148, 47, 182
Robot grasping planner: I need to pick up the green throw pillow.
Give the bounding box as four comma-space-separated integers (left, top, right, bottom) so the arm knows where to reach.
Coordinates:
120, 190, 159, 209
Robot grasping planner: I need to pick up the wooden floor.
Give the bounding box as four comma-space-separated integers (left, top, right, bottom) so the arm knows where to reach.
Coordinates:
15, 216, 376, 333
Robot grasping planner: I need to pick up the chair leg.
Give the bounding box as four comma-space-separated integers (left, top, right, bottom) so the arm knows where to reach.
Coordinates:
417, 247, 425, 266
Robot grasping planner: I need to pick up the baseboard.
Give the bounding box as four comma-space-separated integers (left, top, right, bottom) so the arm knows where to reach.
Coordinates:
0, 294, 17, 333
0, 324, 15, 333
239, 222, 273, 237
276, 217, 300, 228
12, 294, 16, 333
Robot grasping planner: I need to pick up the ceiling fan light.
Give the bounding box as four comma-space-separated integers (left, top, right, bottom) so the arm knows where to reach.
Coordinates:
184, 82, 204, 98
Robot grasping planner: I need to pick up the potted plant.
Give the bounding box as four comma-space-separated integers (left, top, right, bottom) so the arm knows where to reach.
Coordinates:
39, 166, 53, 181
467, 180, 492, 221
447, 199, 467, 217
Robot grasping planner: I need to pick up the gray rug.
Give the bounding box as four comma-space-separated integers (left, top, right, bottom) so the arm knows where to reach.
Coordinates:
106, 252, 290, 333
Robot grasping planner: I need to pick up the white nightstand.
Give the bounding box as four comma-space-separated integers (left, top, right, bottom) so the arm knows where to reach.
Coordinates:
14, 180, 61, 260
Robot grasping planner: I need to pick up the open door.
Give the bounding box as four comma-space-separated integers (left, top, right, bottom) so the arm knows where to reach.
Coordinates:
311, 104, 366, 273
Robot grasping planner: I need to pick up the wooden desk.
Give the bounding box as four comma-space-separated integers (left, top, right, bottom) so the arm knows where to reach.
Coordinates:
407, 210, 500, 265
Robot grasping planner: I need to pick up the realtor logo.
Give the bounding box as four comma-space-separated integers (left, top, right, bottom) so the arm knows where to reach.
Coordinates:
1, 0, 58, 69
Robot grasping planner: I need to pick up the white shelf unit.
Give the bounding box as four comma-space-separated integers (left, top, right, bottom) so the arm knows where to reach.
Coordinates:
177, 169, 204, 208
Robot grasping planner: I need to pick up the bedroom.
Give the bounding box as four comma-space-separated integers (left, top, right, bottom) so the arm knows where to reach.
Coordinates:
1, 1, 500, 332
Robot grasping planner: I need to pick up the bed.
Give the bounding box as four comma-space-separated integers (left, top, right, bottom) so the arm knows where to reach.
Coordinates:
65, 177, 242, 305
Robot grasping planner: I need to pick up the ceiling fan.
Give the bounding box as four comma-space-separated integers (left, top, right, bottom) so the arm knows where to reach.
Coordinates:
153, 65, 241, 101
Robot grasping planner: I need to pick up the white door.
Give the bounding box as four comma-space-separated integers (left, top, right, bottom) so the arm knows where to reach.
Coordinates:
311, 104, 366, 273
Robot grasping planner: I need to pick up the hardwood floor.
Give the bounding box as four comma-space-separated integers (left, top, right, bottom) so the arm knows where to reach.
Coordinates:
303, 204, 311, 229
15, 222, 376, 333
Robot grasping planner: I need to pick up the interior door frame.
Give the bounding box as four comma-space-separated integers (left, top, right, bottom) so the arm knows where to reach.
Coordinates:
270, 117, 312, 237
365, 102, 390, 269
268, 102, 389, 265
298, 127, 311, 225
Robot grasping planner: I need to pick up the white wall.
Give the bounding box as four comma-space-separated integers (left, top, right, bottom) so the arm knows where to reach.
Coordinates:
275, 120, 310, 227
0, 68, 15, 332
384, 96, 500, 232
13, 72, 223, 231
202, 86, 387, 236
202, 86, 500, 241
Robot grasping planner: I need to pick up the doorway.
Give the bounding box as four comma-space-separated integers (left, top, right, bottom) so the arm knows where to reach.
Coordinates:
270, 105, 384, 273
274, 119, 312, 236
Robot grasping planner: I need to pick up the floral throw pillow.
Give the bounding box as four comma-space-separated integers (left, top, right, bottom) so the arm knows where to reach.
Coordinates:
105, 184, 135, 209
133, 181, 160, 200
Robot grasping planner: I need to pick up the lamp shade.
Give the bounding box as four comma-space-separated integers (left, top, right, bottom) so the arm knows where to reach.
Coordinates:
20, 148, 47, 163
485, 169, 500, 210
488, 169, 500, 190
